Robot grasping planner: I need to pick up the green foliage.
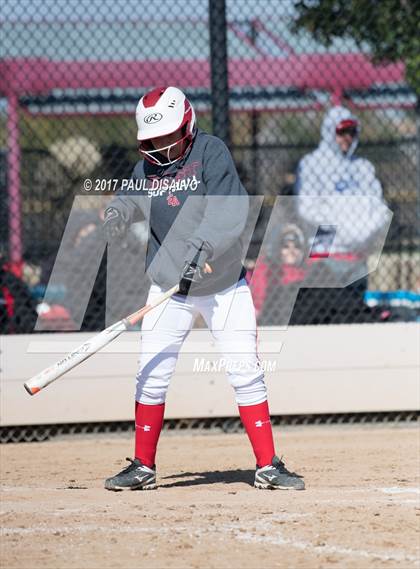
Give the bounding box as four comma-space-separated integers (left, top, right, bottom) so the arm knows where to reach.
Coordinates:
19, 115, 136, 150
293, 0, 420, 97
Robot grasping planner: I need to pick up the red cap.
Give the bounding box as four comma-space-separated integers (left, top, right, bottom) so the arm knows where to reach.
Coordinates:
336, 119, 358, 134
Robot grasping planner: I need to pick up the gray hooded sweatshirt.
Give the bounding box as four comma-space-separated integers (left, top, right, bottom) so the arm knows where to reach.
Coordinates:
107, 129, 249, 295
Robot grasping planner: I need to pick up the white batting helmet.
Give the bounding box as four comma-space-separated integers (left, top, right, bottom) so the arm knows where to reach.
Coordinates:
136, 86, 196, 165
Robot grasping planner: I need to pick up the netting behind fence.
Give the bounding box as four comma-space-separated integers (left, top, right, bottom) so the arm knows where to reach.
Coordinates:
1, 1, 419, 333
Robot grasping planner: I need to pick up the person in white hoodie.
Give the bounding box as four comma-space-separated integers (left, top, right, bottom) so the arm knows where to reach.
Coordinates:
294, 106, 389, 323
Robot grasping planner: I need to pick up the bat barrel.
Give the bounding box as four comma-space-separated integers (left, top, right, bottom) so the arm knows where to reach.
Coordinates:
23, 283, 180, 396
23, 325, 125, 396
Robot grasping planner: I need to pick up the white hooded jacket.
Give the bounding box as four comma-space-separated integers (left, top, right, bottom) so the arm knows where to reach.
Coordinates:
295, 106, 389, 256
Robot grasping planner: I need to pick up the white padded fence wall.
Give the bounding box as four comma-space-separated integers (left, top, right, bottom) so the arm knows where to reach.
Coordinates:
1, 323, 419, 426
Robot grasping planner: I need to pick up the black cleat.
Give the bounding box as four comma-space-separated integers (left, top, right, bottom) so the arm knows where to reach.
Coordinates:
255, 455, 305, 490
105, 458, 157, 491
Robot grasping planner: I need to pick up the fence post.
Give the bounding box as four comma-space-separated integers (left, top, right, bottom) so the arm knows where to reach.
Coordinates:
416, 102, 420, 239
7, 93, 23, 264
208, 0, 231, 147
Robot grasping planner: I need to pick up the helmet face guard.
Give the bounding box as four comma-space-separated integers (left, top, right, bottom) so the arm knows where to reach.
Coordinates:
138, 127, 193, 166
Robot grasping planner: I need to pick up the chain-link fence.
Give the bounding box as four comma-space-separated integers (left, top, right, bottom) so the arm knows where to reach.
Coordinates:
1, 0, 419, 334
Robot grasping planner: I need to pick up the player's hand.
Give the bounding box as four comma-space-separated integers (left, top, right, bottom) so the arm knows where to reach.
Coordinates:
103, 207, 129, 242
179, 262, 212, 295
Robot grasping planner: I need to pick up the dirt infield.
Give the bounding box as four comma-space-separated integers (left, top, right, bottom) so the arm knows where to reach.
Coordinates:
1, 425, 419, 569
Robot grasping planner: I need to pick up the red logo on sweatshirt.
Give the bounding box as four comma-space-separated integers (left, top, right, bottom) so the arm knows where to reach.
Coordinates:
175, 161, 200, 181
167, 193, 180, 207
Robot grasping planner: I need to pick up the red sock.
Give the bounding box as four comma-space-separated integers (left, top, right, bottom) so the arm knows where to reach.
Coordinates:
134, 401, 165, 468
238, 400, 276, 467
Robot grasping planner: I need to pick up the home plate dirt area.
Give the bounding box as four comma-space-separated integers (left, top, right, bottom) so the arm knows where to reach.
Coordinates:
1, 425, 419, 569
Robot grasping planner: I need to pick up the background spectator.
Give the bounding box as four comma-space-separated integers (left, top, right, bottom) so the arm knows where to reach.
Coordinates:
294, 106, 390, 323
0, 251, 38, 334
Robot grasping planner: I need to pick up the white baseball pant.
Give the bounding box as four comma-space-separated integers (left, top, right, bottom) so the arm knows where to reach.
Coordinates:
135, 278, 267, 406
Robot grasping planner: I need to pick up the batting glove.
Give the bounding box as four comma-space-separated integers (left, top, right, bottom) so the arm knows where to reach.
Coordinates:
179, 261, 205, 295
103, 207, 129, 242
